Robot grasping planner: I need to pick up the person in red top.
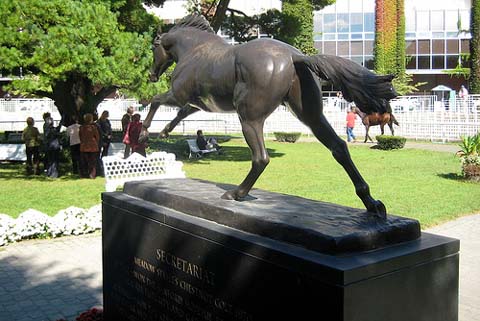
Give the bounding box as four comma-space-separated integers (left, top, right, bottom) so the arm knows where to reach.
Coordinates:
346, 107, 357, 143
127, 113, 147, 157
79, 113, 100, 178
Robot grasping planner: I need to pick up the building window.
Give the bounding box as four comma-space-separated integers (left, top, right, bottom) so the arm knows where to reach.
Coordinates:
364, 13, 375, 32
364, 40, 374, 55
351, 13, 363, 32
405, 9, 416, 32
432, 55, 445, 69
418, 40, 431, 55
351, 41, 363, 55
460, 39, 470, 53
406, 56, 417, 69
324, 41, 336, 55
432, 39, 445, 54
430, 11, 444, 31
445, 10, 458, 31
351, 56, 363, 66
324, 14, 336, 33
314, 12, 323, 34
324, 33, 336, 40
446, 39, 459, 54
338, 41, 349, 55
351, 33, 363, 40
406, 40, 417, 55
337, 13, 349, 32
418, 56, 431, 69
446, 55, 459, 69
417, 11, 430, 32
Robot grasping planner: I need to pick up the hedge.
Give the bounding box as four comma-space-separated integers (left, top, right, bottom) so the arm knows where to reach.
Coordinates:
375, 135, 406, 150
273, 132, 301, 143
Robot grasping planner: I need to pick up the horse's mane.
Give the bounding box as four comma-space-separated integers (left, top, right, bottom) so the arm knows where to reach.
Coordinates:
170, 14, 215, 34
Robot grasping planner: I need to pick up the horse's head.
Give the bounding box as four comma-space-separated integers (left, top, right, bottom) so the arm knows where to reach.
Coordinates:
149, 27, 174, 82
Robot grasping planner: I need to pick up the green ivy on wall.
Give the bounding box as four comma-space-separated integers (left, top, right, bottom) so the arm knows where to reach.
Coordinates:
470, 0, 480, 93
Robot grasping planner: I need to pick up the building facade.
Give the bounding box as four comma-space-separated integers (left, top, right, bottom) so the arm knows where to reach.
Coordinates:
313, 0, 472, 93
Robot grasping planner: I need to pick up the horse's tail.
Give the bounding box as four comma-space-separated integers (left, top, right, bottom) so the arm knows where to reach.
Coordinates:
390, 113, 400, 126
293, 54, 398, 114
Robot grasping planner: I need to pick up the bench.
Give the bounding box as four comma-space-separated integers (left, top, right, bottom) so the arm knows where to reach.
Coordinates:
102, 151, 185, 192
0, 144, 26, 161
186, 139, 217, 159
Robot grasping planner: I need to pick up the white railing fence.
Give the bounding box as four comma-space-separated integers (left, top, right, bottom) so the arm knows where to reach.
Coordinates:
1, 96, 479, 142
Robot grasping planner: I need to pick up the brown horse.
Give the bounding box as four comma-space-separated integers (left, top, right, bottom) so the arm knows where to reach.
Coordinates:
353, 107, 399, 143
143, 15, 398, 217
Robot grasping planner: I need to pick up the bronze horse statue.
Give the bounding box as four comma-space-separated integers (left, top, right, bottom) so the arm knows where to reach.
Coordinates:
353, 107, 399, 143
142, 15, 397, 217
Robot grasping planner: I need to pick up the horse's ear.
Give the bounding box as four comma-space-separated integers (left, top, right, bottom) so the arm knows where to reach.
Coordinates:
157, 26, 162, 35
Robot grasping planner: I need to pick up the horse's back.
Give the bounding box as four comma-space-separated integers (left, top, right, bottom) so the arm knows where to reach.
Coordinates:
233, 39, 297, 88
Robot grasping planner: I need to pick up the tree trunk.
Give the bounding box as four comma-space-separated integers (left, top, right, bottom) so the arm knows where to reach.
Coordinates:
470, 0, 480, 93
51, 73, 115, 125
210, 0, 231, 32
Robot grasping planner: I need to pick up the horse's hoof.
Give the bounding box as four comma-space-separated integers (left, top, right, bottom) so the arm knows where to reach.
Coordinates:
159, 130, 169, 139
221, 190, 238, 200
367, 200, 387, 219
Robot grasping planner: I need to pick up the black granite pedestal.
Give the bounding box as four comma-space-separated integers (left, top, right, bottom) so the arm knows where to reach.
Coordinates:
102, 179, 459, 321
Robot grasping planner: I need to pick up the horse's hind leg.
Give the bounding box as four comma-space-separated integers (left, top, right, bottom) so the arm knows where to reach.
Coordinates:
364, 126, 373, 143
310, 115, 385, 217
388, 121, 395, 136
288, 69, 386, 217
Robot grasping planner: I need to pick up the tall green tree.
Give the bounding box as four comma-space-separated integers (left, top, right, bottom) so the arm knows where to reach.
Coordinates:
0, 0, 161, 124
188, 0, 334, 53
470, 0, 480, 93
277, 0, 335, 55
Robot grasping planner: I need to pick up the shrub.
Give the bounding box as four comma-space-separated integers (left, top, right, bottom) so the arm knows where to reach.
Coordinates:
456, 133, 480, 180
375, 135, 406, 150
273, 132, 301, 143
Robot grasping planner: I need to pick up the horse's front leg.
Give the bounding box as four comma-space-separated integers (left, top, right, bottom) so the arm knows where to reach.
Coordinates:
159, 105, 199, 138
140, 91, 178, 143
221, 119, 269, 200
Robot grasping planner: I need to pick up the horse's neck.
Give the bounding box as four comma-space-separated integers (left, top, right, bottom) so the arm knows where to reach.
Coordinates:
171, 30, 228, 61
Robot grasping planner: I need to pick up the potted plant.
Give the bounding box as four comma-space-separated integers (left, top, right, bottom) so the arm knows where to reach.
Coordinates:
456, 133, 480, 181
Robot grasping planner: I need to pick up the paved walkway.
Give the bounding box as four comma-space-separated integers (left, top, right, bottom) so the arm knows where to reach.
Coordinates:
0, 213, 479, 321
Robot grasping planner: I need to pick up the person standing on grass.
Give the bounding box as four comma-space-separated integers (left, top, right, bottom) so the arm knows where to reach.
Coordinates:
44, 116, 62, 178
127, 113, 147, 157
66, 116, 81, 175
346, 107, 357, 143
121, 106, 134, 158
97, 110, 112, 158
21, 117, 41, 175
41, 112, 52, 171
79, 113, 100, 179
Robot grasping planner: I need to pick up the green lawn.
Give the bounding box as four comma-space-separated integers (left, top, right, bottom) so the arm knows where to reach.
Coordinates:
1, 137, 479, 228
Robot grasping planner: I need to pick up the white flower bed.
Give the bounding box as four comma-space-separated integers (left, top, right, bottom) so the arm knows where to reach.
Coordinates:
0, 204, 101, 246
